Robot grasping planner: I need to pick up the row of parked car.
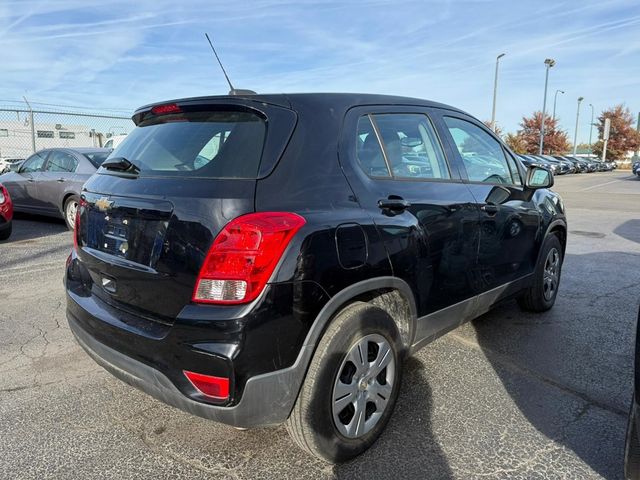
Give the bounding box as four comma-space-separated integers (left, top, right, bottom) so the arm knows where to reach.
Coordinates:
517, 154, 616, 175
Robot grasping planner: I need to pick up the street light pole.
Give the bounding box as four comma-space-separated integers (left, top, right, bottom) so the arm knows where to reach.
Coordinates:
588, 103, 594, 155
490, 53, 505, 132
573, 97, 584, 156
539, 58, 555, 155
552, 89, 564, 121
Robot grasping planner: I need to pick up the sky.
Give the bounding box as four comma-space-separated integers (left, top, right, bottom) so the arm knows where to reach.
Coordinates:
0, 0, 639, 145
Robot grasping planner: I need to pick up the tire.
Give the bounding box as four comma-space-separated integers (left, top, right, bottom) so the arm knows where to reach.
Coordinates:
0, 221, 11, 241
286, 302, 403, 463
626, 398, 640, 480
63, 195, 80, 231
518, 234, 563, 312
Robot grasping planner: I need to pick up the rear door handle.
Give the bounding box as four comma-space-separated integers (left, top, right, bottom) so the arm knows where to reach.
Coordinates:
57, 178, 65, 182
378, 197, 411, 211
481, 203, 499, 214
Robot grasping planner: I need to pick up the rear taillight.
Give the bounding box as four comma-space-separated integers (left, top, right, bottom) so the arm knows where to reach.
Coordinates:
192, 212, 306, 304
183, 371, 229, 400
0, 187, 5, 204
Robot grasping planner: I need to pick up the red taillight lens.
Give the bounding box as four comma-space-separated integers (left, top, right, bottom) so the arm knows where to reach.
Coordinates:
192, 212, 306, 304
0, 187, 6, 204
183, 370, 229, 400
151, 103, 181, 115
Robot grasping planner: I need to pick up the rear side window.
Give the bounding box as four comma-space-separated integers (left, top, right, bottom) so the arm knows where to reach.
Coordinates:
443, 116, 521, 185
46, 151, 78, 172
109, 110, 266, 178
356, 113, 450, 180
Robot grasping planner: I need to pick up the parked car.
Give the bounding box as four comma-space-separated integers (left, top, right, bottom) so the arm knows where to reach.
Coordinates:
103, 134, 127, 150
65, 93, 567, 463
0, 157, 24, 174
520, 155, 559, 174
625, 305, 640, 480
0, 182, 13, 240
632, 159, 640, 177
7, 160, 24, 173
1, 147, 111, 229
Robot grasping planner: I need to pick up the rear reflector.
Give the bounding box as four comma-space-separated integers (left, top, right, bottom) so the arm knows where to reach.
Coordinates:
183, 370, 229, 400
151, 103, 181, 115
192, 212, 306, 304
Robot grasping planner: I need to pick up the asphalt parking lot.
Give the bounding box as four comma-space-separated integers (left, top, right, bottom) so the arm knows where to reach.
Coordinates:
1, 171, 639, 479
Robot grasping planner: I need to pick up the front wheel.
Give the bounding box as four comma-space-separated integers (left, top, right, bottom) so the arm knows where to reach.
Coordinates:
518, 234, 563, 312
286, 302, 403, 463
63, 195, 80, 231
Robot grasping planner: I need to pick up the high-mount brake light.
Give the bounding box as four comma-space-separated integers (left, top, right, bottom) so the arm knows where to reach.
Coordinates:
192, 212, 306, 304
151, 103, 182, 115
183, 371, 229, 400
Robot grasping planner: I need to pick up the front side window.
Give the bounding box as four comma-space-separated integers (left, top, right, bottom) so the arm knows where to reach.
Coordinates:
46, 151, 78, 173
444, 117, 520, 185
20, 152, 47, 173
356, 113, 450, 180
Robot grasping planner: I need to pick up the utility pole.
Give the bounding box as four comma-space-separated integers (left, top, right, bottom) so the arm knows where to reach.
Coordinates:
23, 96, 36, 154
573, 97, 584, 156
539, 58, 555, 155
490, 53, 505, 132
588, 104, 594, 155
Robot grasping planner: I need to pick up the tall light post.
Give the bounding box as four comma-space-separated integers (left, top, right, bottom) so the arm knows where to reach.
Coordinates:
539, 58, 556, 155
572, 96, 584, 156
552, 89, 564, 120
588, 103, 594, 154
490, 53, 506, 132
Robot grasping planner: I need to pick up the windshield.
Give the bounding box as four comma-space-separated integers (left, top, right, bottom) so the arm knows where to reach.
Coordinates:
84, 152, 111, 168
106, 110, 266, 178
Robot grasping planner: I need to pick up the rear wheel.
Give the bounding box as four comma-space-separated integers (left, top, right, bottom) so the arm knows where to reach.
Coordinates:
63, 195, 79, 231
286, 302, 403, 463
518, 234, 563, 312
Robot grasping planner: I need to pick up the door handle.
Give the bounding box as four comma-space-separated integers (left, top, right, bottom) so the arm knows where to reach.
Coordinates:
378, 197, 411, 211
57, 178, 65, 182
481, 203, 499, 214
27, 177, 35, 182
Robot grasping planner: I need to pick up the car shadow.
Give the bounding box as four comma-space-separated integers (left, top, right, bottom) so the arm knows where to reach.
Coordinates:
470, 251, 639, 479
2, 212, 68, 243
334, 355, 453, 479
614, 219, 640, 245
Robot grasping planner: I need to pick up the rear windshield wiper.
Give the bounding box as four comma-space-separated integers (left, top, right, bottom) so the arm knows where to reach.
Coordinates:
101, 157, 140, 174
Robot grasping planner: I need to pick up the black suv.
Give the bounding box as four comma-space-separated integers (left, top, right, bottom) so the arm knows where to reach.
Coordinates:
65, 93, 566, 463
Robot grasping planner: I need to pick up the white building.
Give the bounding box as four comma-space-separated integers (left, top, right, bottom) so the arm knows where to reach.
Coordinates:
0, 120, 102, 159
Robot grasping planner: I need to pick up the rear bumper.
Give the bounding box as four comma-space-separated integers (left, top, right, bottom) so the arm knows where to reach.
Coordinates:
68, 310, 312, 428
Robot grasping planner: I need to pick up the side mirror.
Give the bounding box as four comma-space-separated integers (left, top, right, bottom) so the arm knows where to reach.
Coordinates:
525, 166, 553, 189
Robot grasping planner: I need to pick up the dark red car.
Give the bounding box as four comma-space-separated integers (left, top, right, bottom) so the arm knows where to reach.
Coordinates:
0, 182, 13, 240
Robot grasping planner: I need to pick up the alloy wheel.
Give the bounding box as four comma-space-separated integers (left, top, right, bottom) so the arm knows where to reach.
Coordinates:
542, 247, 560, 301
66, 200, 78, 230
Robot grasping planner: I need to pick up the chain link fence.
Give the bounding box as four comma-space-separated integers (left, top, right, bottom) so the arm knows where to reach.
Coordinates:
0, 103, 134, 160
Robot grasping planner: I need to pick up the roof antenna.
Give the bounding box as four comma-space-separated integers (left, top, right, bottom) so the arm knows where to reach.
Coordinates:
205, 33, 256, 96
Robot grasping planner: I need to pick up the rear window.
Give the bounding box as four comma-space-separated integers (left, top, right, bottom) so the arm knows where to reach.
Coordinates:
84, 152, 110, 168
107, 110, 266, 178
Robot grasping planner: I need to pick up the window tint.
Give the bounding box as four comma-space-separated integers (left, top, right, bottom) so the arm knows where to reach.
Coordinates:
356, 116, 391, 177
46, 151, 78, 173
356, 113, 450, 180
110, 110, 266, 178
444, 117, 520, 185
20, 152, 47, 173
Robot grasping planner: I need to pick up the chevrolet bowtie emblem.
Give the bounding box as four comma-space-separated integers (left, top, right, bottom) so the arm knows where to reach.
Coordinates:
95, 197, 113, 212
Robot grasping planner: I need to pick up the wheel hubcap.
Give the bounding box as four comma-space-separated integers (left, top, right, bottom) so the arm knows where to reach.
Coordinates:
332, 333, 395, 439
66, 201, 78, 229
543, 247, 560, 301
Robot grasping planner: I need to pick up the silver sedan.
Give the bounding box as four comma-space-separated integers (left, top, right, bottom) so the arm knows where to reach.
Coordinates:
0, 147, 111, 229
